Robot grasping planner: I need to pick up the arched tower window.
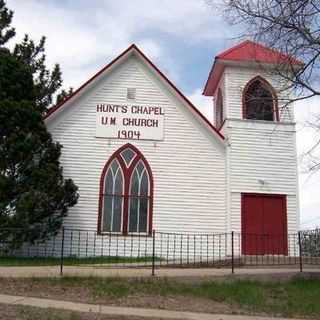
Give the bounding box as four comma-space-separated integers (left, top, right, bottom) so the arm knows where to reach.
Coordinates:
98, 144, 153, 235
215, 88, 223, 129
243, 76, 278, 121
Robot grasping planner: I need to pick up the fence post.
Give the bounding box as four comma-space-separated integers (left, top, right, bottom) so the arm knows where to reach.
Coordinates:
298, 231, 303, 273
231, 231, 234, 274
152, 230, 155, 276
60, 227, 65, 276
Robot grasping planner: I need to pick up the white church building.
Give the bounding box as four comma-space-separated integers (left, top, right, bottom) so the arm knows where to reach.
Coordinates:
45, 40, 300, 256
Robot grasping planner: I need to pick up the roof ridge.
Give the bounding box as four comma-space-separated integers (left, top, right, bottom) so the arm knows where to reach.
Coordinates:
217, 40, 251, 59
44, 43, 225, 141
203, 39, 303, 96
248, 41, 303, 64
217, 39, 302, 64
45, 44, 137, 118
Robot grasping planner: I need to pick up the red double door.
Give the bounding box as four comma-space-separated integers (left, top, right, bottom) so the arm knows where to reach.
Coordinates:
242, 194, 288, 255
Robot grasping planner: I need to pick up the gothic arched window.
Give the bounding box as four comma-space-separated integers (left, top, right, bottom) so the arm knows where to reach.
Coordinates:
98, 144, 153, 235
102, 159, 124, 232
243, 76, 278, 121
215, 88, 224, 129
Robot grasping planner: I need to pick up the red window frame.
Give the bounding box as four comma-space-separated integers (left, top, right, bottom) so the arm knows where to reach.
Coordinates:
242, 76, 279, 121
97, 143, 154, 235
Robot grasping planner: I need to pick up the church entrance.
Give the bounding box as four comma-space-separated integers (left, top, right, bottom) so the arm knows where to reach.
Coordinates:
241, 193, 288, 255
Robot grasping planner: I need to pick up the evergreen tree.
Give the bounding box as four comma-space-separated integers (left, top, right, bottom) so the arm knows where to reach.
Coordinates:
13, 35, 64, 114
55, 87, 74, 105
0, 3, 78, 247
0, 1, 71, 114
0, 0, 15, 45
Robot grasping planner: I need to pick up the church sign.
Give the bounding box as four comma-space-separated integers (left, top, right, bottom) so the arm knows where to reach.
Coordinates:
96, 104, 164, 140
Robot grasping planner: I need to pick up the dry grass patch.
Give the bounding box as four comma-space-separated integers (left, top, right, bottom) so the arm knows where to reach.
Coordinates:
0, 276, 319, 318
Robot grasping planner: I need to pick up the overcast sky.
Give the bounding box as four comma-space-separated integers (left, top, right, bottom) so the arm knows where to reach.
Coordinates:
6, 0, 320, 229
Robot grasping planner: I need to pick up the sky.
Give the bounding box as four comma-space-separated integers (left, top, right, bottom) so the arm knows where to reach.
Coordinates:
6, 0, 320, 229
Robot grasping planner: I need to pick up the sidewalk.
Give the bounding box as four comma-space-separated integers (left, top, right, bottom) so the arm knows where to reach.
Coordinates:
0, 293, 304, 320
0, 265, 319, 278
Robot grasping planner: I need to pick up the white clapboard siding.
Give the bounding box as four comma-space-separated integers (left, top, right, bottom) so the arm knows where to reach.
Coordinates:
228, 122, 297, 194
48, 55, 226, 236
214, 65, 299, 236
226, 121, 298, 234
18, 230, 230, 261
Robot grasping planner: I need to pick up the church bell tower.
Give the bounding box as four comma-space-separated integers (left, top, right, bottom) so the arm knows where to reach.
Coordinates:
203, 40, 301, 253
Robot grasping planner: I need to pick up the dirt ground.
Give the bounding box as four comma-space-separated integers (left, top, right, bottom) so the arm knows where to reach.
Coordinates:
1, 275, 320, 319
0, 278, 242, 316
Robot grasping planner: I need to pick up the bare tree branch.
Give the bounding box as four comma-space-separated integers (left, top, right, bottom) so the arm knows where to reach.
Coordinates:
207, 0, 320, 100
207, 0, 320, 172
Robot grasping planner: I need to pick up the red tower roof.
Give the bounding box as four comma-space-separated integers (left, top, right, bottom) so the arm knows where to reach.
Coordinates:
203, 40, 303, 96
217, 40, 302, 64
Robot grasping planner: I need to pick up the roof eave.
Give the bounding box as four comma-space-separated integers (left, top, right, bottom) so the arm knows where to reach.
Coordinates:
133, 47, 225, 142
203, 58, 224, 97
45, 44, 225, 143
44, 44, 138, 121
203, 57, 303, 97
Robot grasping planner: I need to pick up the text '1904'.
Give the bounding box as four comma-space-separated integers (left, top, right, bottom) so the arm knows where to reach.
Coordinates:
96, 104, 165, 141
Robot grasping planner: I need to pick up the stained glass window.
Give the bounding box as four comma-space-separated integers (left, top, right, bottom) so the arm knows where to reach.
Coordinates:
244, 78, 276, 121
99, 145, 153, 235
120, 148, 136, 167
102, 159, 123, 232
129, 161, 150, 233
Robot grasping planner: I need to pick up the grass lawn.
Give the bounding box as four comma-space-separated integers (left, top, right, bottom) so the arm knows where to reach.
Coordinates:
0, 276, 320, 318
0, 256, 155, 266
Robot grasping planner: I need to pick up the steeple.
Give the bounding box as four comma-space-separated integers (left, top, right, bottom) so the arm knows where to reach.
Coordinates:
203, 40, 302, 97
203, 40, 301, 128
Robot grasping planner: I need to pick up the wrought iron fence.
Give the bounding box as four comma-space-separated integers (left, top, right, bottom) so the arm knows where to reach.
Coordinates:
0, 228, 319, 275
